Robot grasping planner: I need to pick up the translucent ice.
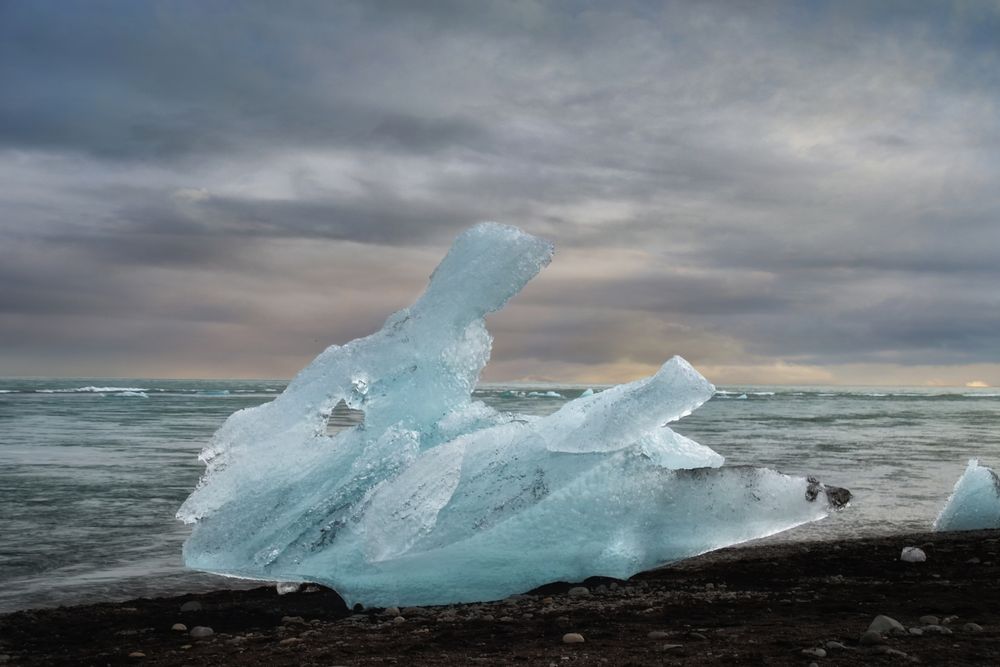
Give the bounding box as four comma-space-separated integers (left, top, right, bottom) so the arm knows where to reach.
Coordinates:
934, 459, 1000, 531
177, 223, 850, 607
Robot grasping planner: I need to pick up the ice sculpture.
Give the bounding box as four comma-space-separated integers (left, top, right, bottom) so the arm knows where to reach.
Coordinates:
177, 223, 850, 607
934, 459, 1000, 531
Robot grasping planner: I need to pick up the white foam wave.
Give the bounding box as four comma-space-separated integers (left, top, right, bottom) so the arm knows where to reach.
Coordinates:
716, 390, 769, 399
37, 386, 149, 394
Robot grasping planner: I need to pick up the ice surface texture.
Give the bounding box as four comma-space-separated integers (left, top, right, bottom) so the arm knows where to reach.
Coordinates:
177, 223, 850, 607
934, 459, 1000, 531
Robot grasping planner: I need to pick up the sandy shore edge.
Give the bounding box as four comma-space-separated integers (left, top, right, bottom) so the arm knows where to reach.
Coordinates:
3, 530, 1000, 665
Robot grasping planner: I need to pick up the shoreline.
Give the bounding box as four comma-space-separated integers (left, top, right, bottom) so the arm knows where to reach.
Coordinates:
3, 530, 999, 665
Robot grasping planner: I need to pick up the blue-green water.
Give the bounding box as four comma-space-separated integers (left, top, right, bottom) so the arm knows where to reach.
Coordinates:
1, 379, 998, 613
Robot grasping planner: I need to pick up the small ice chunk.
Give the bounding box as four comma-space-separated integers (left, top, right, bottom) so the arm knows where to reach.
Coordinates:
579, 388, 594, 397
934, 459, 1000, 531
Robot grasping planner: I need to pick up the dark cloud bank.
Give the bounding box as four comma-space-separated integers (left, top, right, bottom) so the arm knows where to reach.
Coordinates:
2, 1, 999, 384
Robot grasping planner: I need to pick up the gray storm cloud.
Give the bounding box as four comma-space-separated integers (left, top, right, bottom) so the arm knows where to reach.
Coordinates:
1, 1, 999, 384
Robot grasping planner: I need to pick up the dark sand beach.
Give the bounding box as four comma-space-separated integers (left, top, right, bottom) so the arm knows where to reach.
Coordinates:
3, 530, 999, 666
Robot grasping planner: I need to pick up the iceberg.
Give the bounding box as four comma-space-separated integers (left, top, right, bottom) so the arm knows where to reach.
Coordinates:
177, 222, 850, 607
934, 459, 1000, 531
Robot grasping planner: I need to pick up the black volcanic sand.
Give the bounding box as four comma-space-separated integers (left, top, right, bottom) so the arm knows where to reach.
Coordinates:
3, 531, 1000, 666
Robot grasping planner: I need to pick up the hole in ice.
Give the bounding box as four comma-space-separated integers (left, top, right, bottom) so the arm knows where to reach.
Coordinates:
325, 398, 365, 435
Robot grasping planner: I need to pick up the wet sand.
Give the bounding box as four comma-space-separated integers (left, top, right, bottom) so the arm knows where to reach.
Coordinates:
3, 530, 999, 665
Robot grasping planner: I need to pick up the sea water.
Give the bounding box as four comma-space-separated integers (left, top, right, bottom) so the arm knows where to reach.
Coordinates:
1, 379, 998, 613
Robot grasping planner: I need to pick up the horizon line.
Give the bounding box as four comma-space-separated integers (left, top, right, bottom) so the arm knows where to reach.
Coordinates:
0, 375, 992, 390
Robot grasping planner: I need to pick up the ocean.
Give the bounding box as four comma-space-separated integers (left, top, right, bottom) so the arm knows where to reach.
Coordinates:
1, 378, 998, 614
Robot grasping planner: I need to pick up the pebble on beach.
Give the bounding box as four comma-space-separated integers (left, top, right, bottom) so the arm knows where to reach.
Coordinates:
868, 614, 906, 636
900, 546, 927, 563
179, 601, 202, 612
567, 586, 591, 598
189, 626, 214, 638
276, 582, 302, 595
562, 633, 585, 644
170, 623, 187, 632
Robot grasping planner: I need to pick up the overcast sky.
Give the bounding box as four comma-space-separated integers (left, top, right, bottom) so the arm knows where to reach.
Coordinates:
2, 1, 999, 386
